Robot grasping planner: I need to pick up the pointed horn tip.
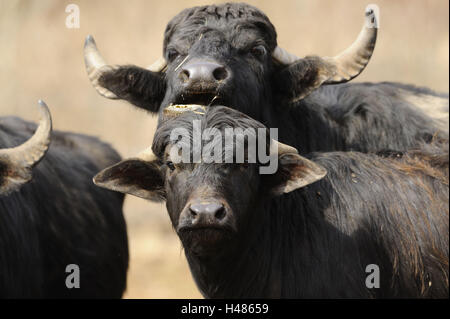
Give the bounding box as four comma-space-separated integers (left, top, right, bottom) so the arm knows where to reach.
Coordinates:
37, 100, 51, 118
84, 35, 97, 48
285, 145, 299, 154
36, 100, 52, 133
365, 4, 379, 28
272, 140, 299, 155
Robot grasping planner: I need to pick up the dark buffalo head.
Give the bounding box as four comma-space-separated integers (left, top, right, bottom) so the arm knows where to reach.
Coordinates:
93, 106, 326, 256
84, 3, 378, 121
0, 101, 52, 195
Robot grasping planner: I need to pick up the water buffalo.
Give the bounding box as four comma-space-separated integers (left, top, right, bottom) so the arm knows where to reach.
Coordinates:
0, 101, 128, 298
94, 105, 448, 298
83, 2, 448, 154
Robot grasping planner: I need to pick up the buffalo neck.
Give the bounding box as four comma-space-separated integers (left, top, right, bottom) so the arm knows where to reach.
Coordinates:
267, 99, 346, 154
182, 188, 327, 298
183, 196, 284, 298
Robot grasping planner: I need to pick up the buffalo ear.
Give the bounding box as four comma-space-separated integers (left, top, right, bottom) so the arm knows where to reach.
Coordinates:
274, 56, 335, 102
270, 152, 327, 195
93, 158, 166, 201
98, 66, 166, 113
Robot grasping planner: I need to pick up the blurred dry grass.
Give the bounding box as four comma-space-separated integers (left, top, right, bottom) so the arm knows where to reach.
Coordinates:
0, 0, 448, 298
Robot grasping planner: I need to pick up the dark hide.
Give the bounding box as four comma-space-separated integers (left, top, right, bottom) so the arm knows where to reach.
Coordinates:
0, 116, 128, 298
97, 3, 448, 154
98, 106, 448, 298
276, 81, 449, 152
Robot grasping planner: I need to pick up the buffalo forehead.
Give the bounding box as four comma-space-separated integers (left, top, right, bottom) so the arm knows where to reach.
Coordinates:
169, 22, 275, 52
164, 5, 277, 52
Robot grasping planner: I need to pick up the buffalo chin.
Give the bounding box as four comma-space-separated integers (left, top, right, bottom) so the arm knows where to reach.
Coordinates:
178, 227, 233, 256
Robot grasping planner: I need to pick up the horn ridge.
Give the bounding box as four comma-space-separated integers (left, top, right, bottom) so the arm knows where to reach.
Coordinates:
83, 35, 119, 99
84, 35, 167, 98
269, 140, 299, 156
325, 4, 378, 83
0, 100, 52, 169
271, 5, 379, 84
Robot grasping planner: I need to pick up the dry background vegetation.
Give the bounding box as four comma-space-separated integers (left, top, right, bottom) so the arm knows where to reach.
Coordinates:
0, 0, 448, 298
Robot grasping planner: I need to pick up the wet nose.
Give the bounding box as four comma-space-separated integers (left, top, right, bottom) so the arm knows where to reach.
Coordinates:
179, 60, 229, 85
189, 201, 227, 222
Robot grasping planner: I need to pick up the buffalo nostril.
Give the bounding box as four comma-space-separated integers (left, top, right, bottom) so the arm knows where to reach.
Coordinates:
189, 202, 226, 221
213, 67, 228, 81
180, 69, 190, 82
214, 206, 226, 220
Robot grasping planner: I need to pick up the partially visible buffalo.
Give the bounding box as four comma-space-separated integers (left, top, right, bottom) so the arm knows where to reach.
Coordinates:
84, 2, 448, 154
0, 101, 128, 298
94, 106, 449, 298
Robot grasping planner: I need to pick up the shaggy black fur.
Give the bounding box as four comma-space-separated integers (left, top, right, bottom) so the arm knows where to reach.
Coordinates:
97, 2, 448, 154
0, 117, 128, 298
138, 106, 448, 298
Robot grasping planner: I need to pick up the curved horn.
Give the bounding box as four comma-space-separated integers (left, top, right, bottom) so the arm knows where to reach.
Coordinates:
272, 4, 379, 83
324, 4, 378, 83
272, 46, 300, 65
84, 35, 167, 99
270, 140, 299, 156
0, 100, 52, 169
84, 35, 119, 99
147, 57, 167, 73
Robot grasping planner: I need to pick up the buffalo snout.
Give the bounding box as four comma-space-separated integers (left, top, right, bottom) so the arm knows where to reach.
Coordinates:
178, 58, 230, 92
190, 201, 227, 222
178, 198, 235, 232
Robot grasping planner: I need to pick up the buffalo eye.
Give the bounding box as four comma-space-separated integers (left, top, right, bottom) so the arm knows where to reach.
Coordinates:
250, 45, 267, 60
167, 49, 180, 63
166, 161, 175, 171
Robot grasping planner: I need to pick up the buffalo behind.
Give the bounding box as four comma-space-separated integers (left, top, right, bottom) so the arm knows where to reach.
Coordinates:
0, 102, 128, 298
85, 3, 448, 155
